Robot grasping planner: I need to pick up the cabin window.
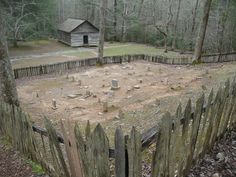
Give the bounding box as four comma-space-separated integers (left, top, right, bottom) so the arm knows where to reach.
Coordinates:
83, 35, 88, 45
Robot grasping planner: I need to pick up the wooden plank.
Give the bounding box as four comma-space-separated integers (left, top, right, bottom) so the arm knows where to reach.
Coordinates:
209, 87, 225, 147
151, 112, 172, 177
196, 89, 213, 157
44, 117, 70, 177
115, 127, 126, 177
127, 127, 142, 177
170, 104, 182, 177
184, 94, 205, 175
85, 124, 110, 177
61, 119, 84, 177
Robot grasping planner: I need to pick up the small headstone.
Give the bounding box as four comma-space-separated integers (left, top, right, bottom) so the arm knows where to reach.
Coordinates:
52, 99, 57, 109
86, 90, 91, 96
147, 66, 151, 71
36, 92, 39, 98
111, 79, 120, 90
66, 74, 69, 79
71, 76, 76, 82
103, 102, 108, 112
139, 79, 143, 84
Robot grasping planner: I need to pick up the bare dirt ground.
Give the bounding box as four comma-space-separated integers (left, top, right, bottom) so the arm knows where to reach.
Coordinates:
16, 60, 236, 137
0, 140, 46, 177
188, 127, 236, 177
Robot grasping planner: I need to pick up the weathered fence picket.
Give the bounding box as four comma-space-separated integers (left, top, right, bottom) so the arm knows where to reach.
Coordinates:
115, 127, 126, 177
127, 127, 142, 177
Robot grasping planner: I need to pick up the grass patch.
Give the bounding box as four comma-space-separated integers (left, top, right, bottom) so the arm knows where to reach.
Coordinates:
103, 43, 183, 58
0, 136, 45, 175
70, 51, 96, 58
26, 159, 44, 175
11, 41, 189, 68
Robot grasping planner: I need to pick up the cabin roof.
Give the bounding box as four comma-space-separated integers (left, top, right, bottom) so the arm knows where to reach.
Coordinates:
58, 18, 98, 33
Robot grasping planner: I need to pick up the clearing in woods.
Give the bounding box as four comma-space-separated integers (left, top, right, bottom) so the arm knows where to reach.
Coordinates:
10, 39, 189, 69
16, 60, 236, 139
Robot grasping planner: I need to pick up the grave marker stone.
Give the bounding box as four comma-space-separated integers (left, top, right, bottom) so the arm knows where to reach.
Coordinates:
111, 79, 120, 90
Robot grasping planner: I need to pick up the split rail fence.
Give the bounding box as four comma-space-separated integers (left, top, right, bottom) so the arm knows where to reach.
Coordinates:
0, 78, 236, 177
13, 52, 236, 79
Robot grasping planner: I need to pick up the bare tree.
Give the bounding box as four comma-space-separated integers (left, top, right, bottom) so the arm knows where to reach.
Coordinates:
121, 0, 128, 42
3, 0, 36, 47
0, 12, 19, 106
98, 0, 107, 63
113, 0, 118, 41
153, 0, 173, 53
172, 0, 182, 50
193, 0, 213, 63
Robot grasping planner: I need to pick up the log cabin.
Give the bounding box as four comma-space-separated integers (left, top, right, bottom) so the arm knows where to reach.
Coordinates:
58, 18, 99, 47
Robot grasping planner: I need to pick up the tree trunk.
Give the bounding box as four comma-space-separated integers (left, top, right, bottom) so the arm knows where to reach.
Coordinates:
113, 0, 117, 41
59, 0, 65, 23
121, 0, 127, 42
121, 18, 126, 42
0, 14, 19, 106
138, 0, 145, 19
172, 0, 182, 50
98, 0, 107, 63
193, 0, 213, 63
217, 0, 230, 54
13, 39, 18, 48
190, 0, 200, 51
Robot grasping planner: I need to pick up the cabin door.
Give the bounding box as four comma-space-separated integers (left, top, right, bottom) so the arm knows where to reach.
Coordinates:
83, 35, 88, 45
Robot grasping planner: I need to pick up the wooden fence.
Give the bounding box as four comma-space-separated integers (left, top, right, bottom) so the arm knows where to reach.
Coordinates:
13, 52, 236, 79
0, 77, 236, 177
